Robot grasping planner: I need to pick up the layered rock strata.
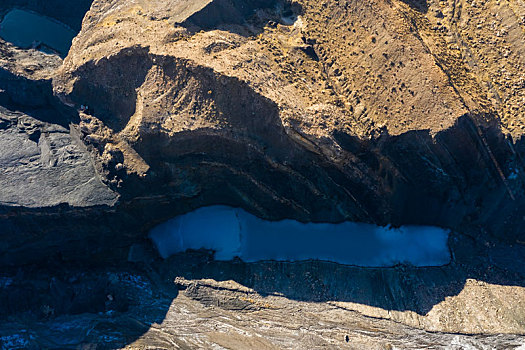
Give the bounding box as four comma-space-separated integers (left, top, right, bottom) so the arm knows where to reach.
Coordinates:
0, 0, 525, 340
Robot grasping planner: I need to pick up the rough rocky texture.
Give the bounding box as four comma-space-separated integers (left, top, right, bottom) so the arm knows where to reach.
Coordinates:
0, 106, 116, 207
1, 0, 525, 347
51, 0, 525, 236
1, 236, 525, 349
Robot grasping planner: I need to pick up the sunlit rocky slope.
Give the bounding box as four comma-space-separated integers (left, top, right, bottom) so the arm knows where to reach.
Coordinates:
53, 0, 525, 237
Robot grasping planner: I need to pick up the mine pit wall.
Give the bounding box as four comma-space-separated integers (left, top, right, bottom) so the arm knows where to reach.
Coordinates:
131, 111, 525, 244
0, 11, 523, 266
57, 48, 386, 222
2, 53, 525, 267
66, 49, 524, 244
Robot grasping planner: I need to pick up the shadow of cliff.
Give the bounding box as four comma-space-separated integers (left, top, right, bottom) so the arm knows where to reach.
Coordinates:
0, 67, 79, 127
2, 232, 524, 348
67, 46, 152, 132
399, 0, 429, 13
333, 114, 525, 243
181, 0, 303, 36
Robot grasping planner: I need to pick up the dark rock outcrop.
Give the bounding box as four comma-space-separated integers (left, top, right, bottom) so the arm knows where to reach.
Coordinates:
0, 106, 116, 208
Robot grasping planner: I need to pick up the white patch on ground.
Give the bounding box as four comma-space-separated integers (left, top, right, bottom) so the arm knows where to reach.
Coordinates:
149, 206, 451, 267
292, 16, 304, 29
449, 335, 493, 350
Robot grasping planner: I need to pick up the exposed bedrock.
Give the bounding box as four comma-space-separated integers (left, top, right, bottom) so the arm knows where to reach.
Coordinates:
56, 45, 525, 237
341, 115, 525, 242
0, 0, 524, 265
1, 62, 524, 267
1, 0, 525, 344
57, 48, 379, 221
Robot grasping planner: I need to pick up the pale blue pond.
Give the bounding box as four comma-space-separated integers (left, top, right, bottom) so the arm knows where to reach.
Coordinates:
149, 206, 451, 267
0, 9, 76, 56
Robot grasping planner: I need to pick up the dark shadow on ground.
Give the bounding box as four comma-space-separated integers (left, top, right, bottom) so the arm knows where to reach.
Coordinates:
0, 67, 79, 127
399, 0, 429, 12
2, 232, 524, 349
181, 0, 303, 37
0, 259, 176, 349
67, 46, 153, 132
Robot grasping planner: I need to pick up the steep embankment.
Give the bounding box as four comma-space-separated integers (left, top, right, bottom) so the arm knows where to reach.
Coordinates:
1, 0, 525, 342
1, 0, 525, 265
53, 0, 525, 234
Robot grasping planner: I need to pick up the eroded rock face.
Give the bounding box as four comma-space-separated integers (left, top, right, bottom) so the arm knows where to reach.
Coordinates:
49, 0, 525, 237
0, 106, 116, 208
1, 0, 524, 263
1, 0, 525, 344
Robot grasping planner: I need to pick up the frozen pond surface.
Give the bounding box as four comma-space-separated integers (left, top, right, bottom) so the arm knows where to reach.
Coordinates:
150, 206, 451, 267
0, 9, 76, 56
